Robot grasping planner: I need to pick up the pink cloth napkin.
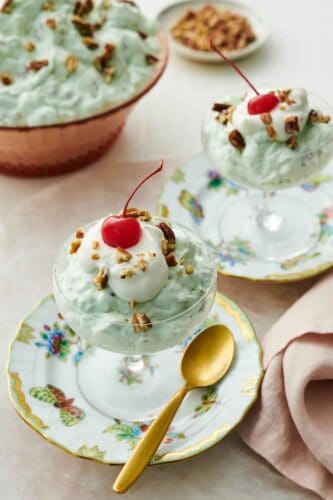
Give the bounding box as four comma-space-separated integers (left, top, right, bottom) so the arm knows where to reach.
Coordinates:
239, 271, 333, 499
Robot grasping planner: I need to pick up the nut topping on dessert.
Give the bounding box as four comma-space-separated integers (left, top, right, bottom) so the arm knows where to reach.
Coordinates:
171, 4, 256, 52
116, 248, 132, 263
46, 18, 57, 30
132, 312, 152, 332
266, 125, 277, 139
94, 267, 108, 290
185, 265, 194, 275
286, 136, 298, 149
74, 0, 94, 17
69, 240, 81, 254
66, 55, 78, 75
0, 0, 12, 14
76, 228, 85, 239
145, 54, 159, 65
165, 253, 178, 267
26, 60, 49, 72
42, 1, 54, 11
285, 116, 300, 134
0, 73, 13, 85
228, 129, 245, 149
260, 113, 272, 125
25, 42, 36, 52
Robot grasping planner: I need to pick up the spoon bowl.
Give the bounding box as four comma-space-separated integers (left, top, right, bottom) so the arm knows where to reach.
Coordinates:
181, 324, 235, 387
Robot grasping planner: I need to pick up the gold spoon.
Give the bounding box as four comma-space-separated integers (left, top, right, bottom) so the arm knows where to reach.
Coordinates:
113, 324, 235, 494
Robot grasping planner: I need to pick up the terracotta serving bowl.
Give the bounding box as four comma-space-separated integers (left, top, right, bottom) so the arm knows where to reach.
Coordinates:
0, 33, 168, 177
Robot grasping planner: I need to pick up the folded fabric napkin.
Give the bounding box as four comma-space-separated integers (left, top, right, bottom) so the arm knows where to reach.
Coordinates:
239, 271, 333, 499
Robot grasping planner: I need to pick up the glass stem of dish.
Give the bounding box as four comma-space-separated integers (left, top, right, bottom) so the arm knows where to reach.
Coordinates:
256, 191, 283, 234
126, 355, 146, 374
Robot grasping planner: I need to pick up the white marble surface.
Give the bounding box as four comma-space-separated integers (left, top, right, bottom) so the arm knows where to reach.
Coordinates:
1, 0, 332, 498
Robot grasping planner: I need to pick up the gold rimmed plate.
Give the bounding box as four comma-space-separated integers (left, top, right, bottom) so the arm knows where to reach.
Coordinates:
158, 153, 333, 282
7, 293, 262, 465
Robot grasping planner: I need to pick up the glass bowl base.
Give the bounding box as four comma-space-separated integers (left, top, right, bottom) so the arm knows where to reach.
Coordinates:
77, 346, 184, 421
218, 192, 321, 262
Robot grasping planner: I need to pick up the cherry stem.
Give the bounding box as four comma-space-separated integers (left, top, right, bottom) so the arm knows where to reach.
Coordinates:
122, 159, 164, 217
209, 38, 260, 96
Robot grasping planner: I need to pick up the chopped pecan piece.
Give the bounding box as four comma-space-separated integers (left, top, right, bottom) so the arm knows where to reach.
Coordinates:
42, 1, 54, 10
165, 253, 178, 267
308, 109, 319, 123
158, 222, 176, 248
92, 240, 100, 250
73, 0, 93, 16
91, 252, 100, 260
123, 207, 152, 221
72, 15, 94, 36
116, 247, 132, 263
69, 240, 81, 254
260, 113, 272, 125
76, 227, 85, 239
266, 125, 277, 139
276, 89, 295, 106
25, 42, 36, 52
319, 115, 331, 124
137, 30, 148, 39
103, 67, 116, 83
95, 43, 115, 71
279, 104, 287, 111
94, 267, 108, 290
138, 258, 147, 271
120, 268, 134, 279
285, 116, 299, 134
228, 129, 245, 149
46, 18, 57, 30
161, 239, 169, 256
287, 136, 298, 150
1, 0, 13, 13
132, 312, 152, 333
66, 55, 78, 74
82, 37, 99, 50
27, 60, 49, 72
0, 73, 13, 85
185, 264, 194, 275
212, 103, 231, 113
145, 54, 158, 64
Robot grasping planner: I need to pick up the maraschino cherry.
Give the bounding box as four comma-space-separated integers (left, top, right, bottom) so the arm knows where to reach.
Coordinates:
101, 160, 164, 249
209, 39, 279, 115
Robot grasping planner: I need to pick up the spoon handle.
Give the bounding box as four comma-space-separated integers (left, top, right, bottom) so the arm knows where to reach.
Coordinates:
113, 383, 191, 493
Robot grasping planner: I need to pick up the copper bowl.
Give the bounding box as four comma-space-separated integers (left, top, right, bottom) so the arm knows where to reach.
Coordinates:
0, 33, 168, 177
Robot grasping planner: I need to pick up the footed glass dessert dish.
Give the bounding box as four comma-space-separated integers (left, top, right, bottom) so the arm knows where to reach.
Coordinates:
53, 163, 216, 420
202, 42, 333, 262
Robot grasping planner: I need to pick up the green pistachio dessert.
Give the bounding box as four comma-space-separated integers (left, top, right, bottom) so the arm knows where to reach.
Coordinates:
0, 0, 160, 126
53, 164, 216, 354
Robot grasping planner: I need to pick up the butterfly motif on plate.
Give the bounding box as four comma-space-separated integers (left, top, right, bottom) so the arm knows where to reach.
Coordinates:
29, 384, 85, 427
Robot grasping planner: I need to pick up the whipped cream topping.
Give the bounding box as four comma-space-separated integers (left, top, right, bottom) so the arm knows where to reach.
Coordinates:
232, 88, 310, 141
76, 218, 168, 303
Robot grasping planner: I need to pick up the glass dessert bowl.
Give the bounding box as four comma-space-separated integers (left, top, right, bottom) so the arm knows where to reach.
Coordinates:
53, 163, 217, 420
202, 43, 333, 262
0, 0, 168, 176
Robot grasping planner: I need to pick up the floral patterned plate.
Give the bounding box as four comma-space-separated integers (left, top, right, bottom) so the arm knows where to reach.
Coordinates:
159, 153, 333, 282
7, 293, 262, 465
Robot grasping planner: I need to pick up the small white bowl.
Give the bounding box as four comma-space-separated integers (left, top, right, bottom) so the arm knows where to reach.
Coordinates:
157, 0, 269, 63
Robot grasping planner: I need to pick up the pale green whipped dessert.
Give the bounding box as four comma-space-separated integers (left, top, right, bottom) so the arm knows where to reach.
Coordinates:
0, 0, 160, 126
203, 88, 333, 190
54, 211, 216, 354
